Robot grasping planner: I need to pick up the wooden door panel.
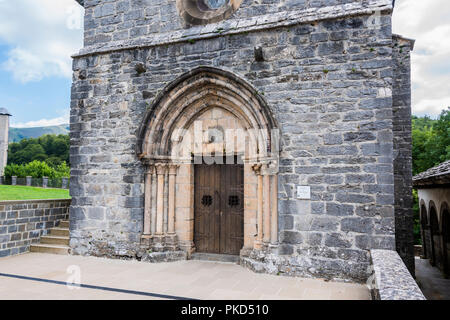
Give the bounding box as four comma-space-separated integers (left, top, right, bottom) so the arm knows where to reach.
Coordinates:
194, 163, 244, 255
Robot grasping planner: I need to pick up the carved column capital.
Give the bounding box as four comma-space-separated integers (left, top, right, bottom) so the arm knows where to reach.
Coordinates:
168, 164, 179, 175
252, 163, 262, 175
155, 163, 168, 175
146, 164, 155, 175
259, 160, 279, 175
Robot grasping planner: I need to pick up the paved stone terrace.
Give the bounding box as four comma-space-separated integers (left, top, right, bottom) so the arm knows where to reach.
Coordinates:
415, 257, 450, 300
0, 253, 370, 300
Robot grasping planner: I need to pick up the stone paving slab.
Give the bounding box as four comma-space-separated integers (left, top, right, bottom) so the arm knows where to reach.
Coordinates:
0, 253, 370, 300
415, 257, 450, 300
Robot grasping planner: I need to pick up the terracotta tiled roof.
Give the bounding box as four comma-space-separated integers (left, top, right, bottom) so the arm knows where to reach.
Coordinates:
413, 160, 450, 187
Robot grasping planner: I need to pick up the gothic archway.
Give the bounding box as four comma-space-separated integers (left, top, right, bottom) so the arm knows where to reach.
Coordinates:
420, 202, 428, 258
441, 203, 450, 276
430, 202, 441, 268
137, 67, 280, 255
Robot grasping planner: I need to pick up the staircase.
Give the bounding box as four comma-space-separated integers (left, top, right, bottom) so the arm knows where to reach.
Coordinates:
30, 220, 70, 255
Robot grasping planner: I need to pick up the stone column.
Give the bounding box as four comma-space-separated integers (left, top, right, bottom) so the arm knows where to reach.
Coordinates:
26, 176, 32, 186
270, 175, 278, 244
168, 164, 178, 234
253, 164, 263, 249
151, 167, 157, 234
12, 176, 17, 185
143, 165, 154, 236
155, 164, 167, 235
263, 169, 271, 244
62, 177, 69, 189
42, 176, 48, 188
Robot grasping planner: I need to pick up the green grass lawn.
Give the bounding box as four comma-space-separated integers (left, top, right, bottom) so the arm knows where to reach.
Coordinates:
0, 185, 71, 201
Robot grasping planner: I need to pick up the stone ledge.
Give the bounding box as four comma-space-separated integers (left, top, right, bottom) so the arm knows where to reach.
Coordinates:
0, 199, 71, 205
370, 249, 426, 300
140, 251, 187, 263
73, 0, 392, 58
392, 34, 416, 50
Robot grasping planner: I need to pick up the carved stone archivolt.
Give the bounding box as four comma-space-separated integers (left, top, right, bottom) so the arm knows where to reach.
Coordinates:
138, 67, 280, 254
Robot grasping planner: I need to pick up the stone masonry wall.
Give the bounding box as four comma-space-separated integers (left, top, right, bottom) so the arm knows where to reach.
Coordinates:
392, 35, 414, 276
70, 9, 396, 281
370, 249, 425, 300
80, 0, 368, 47
0, 199, 70, 258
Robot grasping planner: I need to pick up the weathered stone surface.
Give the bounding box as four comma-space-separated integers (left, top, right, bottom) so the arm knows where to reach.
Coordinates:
0, 200, 70, 258
370, 249, 425, 300
68, 0, 414, 283
392, 35, 415, 276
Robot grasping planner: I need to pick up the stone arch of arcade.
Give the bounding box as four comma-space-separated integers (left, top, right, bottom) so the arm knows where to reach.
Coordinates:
418, 196, 450, 276
420, 200, 429, 259
441, 202, 450, 275
429, 201, 441, 267
136, 66, 280, 255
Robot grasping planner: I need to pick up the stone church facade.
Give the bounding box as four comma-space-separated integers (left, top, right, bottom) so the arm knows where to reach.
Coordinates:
70, 0, 415, 282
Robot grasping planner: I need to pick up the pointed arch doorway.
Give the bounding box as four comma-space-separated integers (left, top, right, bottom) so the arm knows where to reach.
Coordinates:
137, 67, 280, 257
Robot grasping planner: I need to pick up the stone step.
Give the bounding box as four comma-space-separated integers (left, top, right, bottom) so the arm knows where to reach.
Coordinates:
30, 244, 69, 255
59, 220, 69, 229
41, 235, 70, 246
190, 252, 240, 264
50, 228, 69, 237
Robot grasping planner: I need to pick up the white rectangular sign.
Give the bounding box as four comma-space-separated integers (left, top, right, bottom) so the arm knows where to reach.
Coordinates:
297, 186, 311, 200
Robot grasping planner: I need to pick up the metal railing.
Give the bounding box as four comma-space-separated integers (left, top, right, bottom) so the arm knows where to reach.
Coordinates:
0, 176, 70, 189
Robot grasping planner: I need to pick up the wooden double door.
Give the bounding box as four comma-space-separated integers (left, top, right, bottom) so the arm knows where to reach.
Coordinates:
194, 163, 244, 255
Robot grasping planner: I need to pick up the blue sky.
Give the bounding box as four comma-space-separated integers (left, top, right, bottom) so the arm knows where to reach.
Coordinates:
0, 0, 83, 127
0, 44, 70, 126
0, 0, 449, 127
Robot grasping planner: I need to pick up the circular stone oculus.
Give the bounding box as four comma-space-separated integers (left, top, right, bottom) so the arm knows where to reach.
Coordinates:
177, 0, 243, 26
205, 0, 228, 10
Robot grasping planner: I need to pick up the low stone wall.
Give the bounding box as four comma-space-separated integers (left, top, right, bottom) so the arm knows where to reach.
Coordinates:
0, 199, 70, 257
414, 245, 422, 257
370, 249, 426, 300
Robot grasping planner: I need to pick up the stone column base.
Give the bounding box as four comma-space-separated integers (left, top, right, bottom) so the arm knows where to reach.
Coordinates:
254, 240, 264, 250
267, 243, 279, 255
178, 241, 195, 257
151, 235, 166, 252
140, 235, 153, 247
240, 247, 253, 257
164, 233, 179, 251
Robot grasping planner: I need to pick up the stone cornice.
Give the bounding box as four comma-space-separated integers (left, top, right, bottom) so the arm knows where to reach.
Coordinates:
0, 199, 71, 205
392, 34, 416, 51
73, 0, 392, 58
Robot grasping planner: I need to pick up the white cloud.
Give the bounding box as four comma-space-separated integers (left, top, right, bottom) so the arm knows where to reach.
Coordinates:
11, 114, 69, 128
0, 0, 84, 83
393, 0, 450, 117
0, 0, 448, 118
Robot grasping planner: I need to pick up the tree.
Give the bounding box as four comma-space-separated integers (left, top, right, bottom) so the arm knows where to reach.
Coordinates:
7, 134, 70, 166
411, 107, 450, 245
412, 107, 450, 175
433, 108, 450, 162
3, 160, 69, 179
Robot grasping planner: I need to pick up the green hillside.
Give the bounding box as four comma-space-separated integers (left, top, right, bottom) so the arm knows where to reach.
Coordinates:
9, 124, 69, 142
